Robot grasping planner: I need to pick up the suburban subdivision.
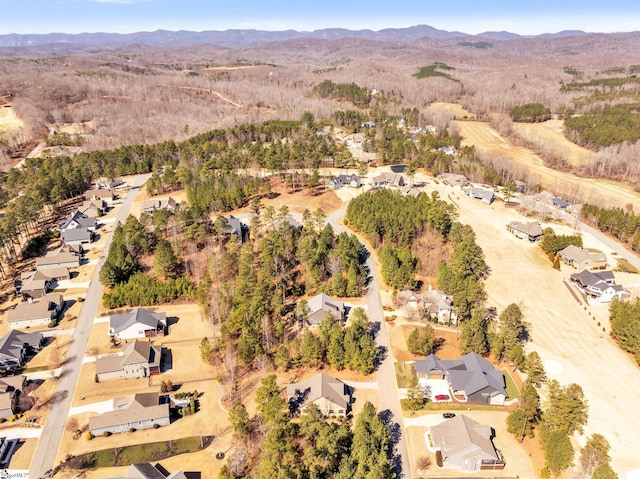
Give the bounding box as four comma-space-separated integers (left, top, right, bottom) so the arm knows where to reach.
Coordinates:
0, 15, 639, 479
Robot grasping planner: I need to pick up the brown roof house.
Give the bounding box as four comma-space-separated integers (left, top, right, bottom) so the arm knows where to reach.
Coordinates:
371, 172, 405, 188
108, 308, 167, 341
506, 221, 543, 242
0, 375, 26, 420
104, 462, 188, 479
305, 294, 345, 327
85, 188, 115, 202
80, 199, 107, 218
428, 414, 505, 472
287, 373, 353, 417
0, 330, 44, 372
89, 392, 170, 436
35, 245, 81, 270
7, 293, 63, 329
18, 268, 69, 299
559, 245, 607, 270
96, 341, 162, 382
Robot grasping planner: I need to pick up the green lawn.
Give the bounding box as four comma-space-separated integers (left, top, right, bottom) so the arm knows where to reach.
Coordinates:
402, 400, 501, 412
395, 362, 416, 388
616, 258, 640, 273
502, 367, 521, 400
72, 436, 211, 468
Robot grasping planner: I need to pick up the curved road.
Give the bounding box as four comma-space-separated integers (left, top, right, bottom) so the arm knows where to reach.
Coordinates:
327, 206, 412, 479
30, 175, 148, 479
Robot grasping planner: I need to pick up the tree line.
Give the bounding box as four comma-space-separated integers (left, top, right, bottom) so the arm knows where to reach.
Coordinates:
581, 203, 640, 252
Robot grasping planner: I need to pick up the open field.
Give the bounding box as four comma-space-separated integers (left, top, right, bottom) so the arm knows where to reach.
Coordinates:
512, 119, 595, 166
455, 119, 640, 208
0, 106, 23, 134
427, 102, 476, 119
419, 175, 640, 476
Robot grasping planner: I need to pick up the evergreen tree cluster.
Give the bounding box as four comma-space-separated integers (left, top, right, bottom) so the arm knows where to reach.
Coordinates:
565, 103, 640, 148
312, 80, 373, 107
581, 203, 640, 252
406, 325, 436, 356
227, 375, 394, 479
279, 309, 378, 375
102, 272, 195, 309
610, 298, 640, 363
509, 102, 552, 123
211, 219, 367, 368
539, 227, 583, 255
345, 188, 455, 289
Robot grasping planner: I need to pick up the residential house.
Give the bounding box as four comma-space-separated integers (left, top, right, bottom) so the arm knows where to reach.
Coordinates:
305, 294, 345, 327
414, 352, 507, 404
550, 196, 571, 210
85, 188, 116, 202
108, 308, 167, 341
330, 174, 361, 189
89, 392, 170, 436
466, 187, 495, 204
142, 197, 177, 214
396, 288, 456, 324
272, 215, 303, 231
7, 293, 64, 329
439, 173, 470, 189
97, 177, 124, 190
370, 172, 405, 188
61, 227, 93, 246
559, 245, 607, 270
96, 341, 162, 382
570, 270, 627, 303
60, 211, 97, 232
80, 199, 107, 218
428, 414, 505, 472
438, 146, 456, 155
35, 246, 81, 270
506, 221, 543, 242
399, 186, 423, 198
513, 180, 527, 193
103, 462, 188, 479
17, 269, 69, 299
287, 372, 353, 417
223, 215, 246, 240
0, 330, 44, 372
0, 376, 26, 420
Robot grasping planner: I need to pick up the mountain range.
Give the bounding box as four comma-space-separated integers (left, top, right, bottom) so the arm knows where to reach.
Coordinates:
0, 24, 592, 49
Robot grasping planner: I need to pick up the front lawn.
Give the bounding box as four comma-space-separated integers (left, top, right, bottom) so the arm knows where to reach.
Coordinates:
502, 367, 521, 400
395, 362, 416, 388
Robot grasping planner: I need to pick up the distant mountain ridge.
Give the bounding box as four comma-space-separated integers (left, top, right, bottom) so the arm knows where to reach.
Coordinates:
0, 24, 591, 49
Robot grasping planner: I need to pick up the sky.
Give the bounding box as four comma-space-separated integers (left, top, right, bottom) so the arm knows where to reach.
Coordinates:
2, 0, 640, 36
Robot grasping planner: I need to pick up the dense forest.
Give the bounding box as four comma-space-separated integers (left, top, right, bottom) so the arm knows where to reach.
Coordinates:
581, 203, 640, 252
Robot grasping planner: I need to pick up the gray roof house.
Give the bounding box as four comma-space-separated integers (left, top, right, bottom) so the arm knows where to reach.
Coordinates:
330, 174, 361, 189
396, 288, 456, 324
17, 268, 69, 299
61, 227, 93, 246
466, 187, 495, 204
96, 341, 162, 382
305, 294, 345, 327
89, 392, 170, 436
550, 196, 571, 209
506, 221, 543, 242
559, 245, 607, 270
7, 293, 63, 329
102, 462, 188, 479
287, 372, 353, 417
142, 197, 177, 214
415, 352, 507, 404
109, 308, 167, 341
569, 270, 627, 304
439, 173, 470, 189
60, 211, 97, 232
35, 245, 81, 270
0, 330, 44, 372
81, 199, 107, 218
371, 172, 405, 188
429, 414, 505, 472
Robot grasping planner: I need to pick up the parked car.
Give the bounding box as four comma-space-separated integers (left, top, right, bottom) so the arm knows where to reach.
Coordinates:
442, 413, 456, 419
434, 394, 450, 401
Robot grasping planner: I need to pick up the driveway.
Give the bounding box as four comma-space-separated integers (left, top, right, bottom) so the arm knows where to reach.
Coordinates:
68, 399, 114, 416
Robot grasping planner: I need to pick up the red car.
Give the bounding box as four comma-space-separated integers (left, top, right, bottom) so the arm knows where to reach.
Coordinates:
434, 394, 450, 401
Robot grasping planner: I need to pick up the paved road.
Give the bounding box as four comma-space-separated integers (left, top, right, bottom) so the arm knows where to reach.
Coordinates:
30, 176, 148, 479
327, 207, 412, 479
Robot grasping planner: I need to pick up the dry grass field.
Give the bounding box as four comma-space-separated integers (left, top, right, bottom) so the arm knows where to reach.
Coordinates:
455, 119, 640, 207
512, 119, 595, 166
0, 106, 23, 135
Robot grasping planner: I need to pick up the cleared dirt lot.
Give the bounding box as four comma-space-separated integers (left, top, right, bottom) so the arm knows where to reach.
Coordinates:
421, 177, 640, 476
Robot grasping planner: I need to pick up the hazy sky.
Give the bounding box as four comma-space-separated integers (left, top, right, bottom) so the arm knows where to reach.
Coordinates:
2, 0, 640, 35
